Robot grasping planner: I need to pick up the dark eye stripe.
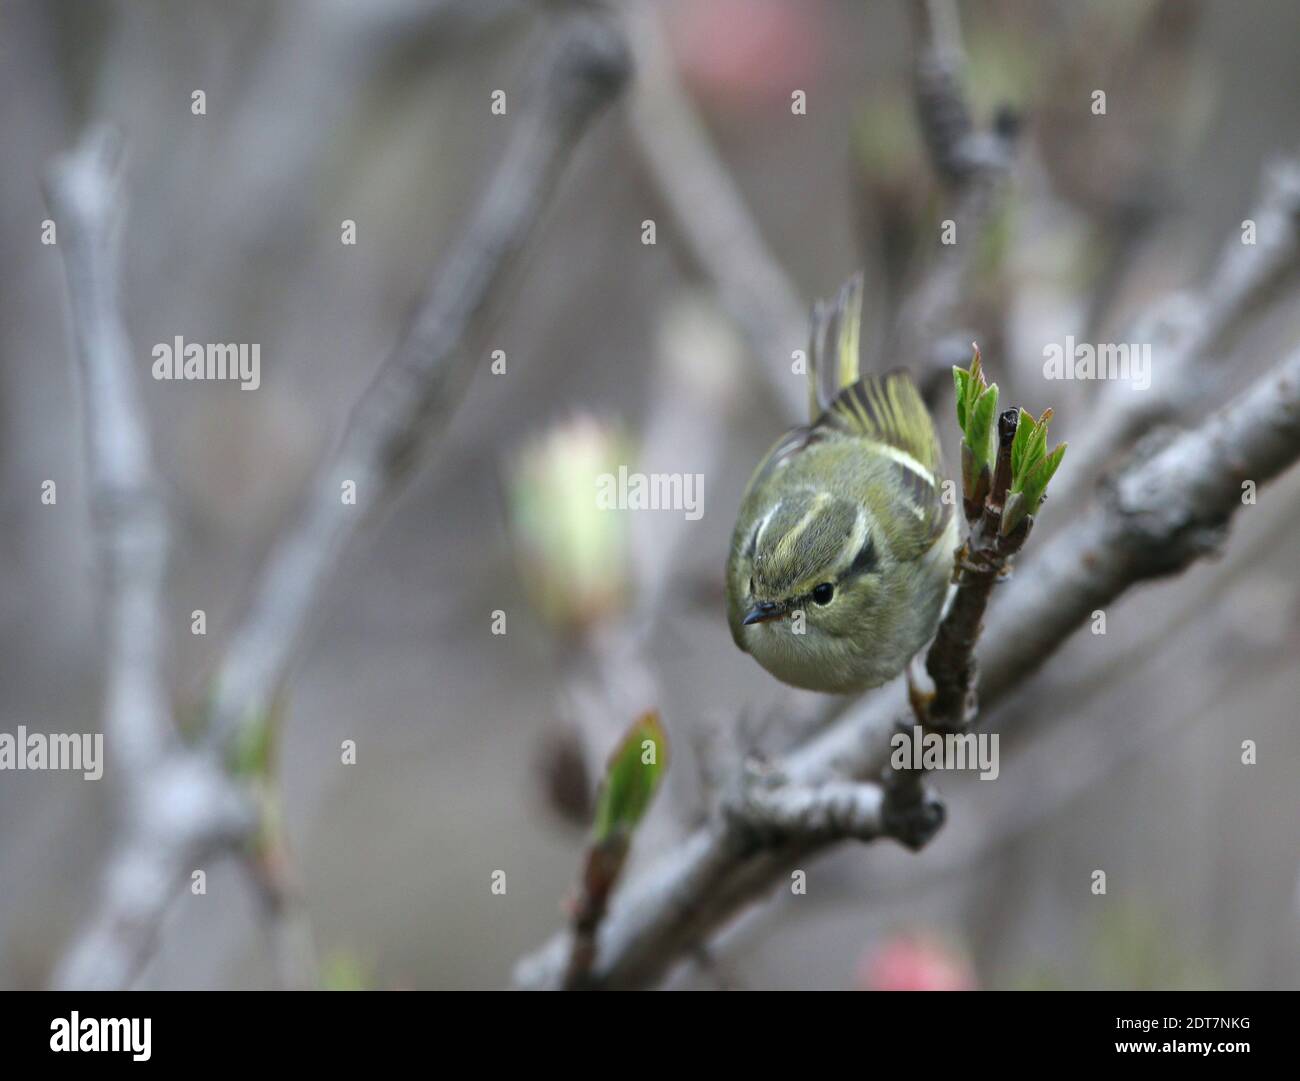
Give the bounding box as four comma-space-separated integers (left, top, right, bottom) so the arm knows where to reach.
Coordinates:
845, 531, 877, 578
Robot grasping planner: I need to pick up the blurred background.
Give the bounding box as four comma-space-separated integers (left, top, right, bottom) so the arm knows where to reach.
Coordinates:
3, 0, 1300, 990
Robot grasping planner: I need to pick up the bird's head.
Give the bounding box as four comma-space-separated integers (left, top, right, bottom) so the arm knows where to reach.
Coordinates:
740, 490, 880, 636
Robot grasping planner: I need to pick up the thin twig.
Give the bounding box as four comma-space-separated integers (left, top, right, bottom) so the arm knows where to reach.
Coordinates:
204, 10, 630, 753
545, 304, 741, 814
563, 838, 626, 989
726, 773, 886, 846
51, 7, 631, 990
1048, 156, 1300, 514
246, 839, 320, 992
51, 757, 255, 991
925, 407, 1022, 723
893, 0, 1018, 400
882, 403, 1028, 843
624, 0, 806, 420
42, 128, 172, 785
44, 128, 259, 991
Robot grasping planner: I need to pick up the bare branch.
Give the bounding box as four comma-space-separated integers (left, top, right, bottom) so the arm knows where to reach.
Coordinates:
909, 0, 979, 185
205, 10, 630, 752
49, 7, 630, 991
624, 0, 806, 419
1049, 156, 1300, 512
42, 127, 172, 783
550, 304, 742, 803
515, 345, 1300, 989
246, 843, 320, 992
726, 773, 887, 845
44, 126, 259, 991
563, 836, 624, 990
980, 345, 1300, 700
52, 756, 255, 990
894, 0, 1018, 400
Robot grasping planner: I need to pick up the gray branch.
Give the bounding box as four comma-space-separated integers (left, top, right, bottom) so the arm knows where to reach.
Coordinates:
204, 10, 630, 753
1049, 156, 1300, 513
893, 0, 1018, 400
51, 756, 255, 990
44, 130, 258, 990
726, 773, 887, 845
624, 0, 807, 420
514, 344, 1300, 989
49, 7, 629, 990
42, 128, 173, 785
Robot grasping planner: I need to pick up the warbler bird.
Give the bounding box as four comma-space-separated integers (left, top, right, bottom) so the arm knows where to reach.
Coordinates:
725, 273, 957, 694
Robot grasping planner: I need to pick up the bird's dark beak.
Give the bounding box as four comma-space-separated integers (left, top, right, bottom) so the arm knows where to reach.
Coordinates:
742, 601, 784, 625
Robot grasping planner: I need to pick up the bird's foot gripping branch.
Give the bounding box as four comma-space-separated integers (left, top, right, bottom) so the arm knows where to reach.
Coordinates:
884, 347, 1065, 848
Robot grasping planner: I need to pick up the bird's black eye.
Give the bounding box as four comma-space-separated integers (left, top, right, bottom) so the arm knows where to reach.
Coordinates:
749, 576, 755, 595
812, 582, 834, 605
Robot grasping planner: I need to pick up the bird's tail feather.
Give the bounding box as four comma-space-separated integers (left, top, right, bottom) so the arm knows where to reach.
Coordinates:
807, 271, 865, 421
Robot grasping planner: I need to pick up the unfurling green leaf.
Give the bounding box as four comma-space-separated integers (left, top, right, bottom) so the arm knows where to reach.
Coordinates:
592, 711, 668, 845
953, 367, 971, 429
1026, 409, 1051, 469
1003, 405, 1066, 534
1010, 407, 1033, 479
968, 381, 999, 475
953, 346, 999, 486
1019, 441, 1066, 507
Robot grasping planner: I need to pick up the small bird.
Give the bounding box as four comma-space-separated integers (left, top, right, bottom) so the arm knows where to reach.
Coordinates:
726, 273, 957, 694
